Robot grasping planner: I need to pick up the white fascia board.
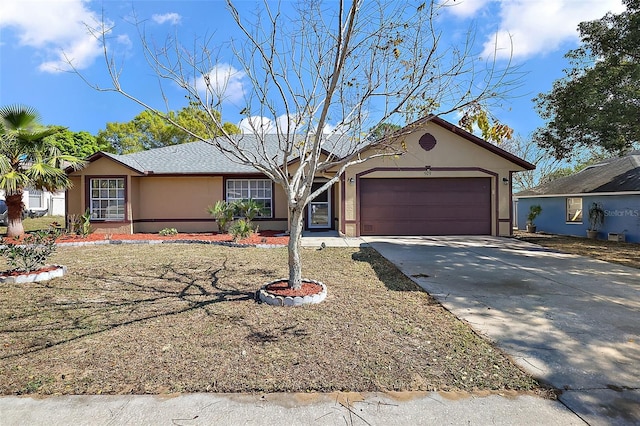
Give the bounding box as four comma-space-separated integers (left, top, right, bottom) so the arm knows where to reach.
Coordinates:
514, 191, 640, 200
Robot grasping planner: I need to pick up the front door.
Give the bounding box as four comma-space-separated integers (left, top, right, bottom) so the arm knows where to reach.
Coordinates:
308, 183, 331, 229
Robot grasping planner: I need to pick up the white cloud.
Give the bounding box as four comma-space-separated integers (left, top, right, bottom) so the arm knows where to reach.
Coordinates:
116, 34, 132, 49
39, 31, 103, 73
195, 64, 246, 104
152, 13, 181, 25
445, 0, 492, 18
0, 0, 108, 73
239, 113, 343, 136
318, 122, 337, 135
239, 116, 275, 135
274, 114, 294, 134
447, 0, 626, 60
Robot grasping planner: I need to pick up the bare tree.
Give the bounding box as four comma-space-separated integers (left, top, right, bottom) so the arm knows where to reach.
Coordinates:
73, 0, 515, 289
501, 136, 565, 192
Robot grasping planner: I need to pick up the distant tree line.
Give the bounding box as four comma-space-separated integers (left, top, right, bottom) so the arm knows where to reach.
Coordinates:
44, 104, 239, 158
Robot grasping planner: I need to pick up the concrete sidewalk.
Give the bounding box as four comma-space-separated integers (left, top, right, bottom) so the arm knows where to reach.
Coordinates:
365, 236, 640, 426
1, 391, 583, 425
301, 230, 367, 247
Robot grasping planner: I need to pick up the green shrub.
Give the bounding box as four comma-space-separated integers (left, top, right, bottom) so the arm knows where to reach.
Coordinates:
0, 228, 60, 272
159, 228, 178, 236
527, 205, 542, 224
233, 199, 263, 223
588, 202, 605, 231
68, 209, 93, 237
229, 219, 253, 242
207, 201, 235, 233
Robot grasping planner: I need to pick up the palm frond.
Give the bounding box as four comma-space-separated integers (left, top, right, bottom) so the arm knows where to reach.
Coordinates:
16, 128, 59, 143
0, 154, 11, 174
54, 154, 88, 170
0, 104, 40, 130
0, 170, 29, 194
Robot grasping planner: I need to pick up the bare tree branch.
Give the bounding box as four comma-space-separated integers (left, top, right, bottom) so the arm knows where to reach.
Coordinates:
69, 0, 518, 289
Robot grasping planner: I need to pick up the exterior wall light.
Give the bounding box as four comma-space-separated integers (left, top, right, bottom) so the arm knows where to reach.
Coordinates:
502, 177, 509, 185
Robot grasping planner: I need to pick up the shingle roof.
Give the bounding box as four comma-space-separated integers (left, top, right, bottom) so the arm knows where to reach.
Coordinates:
99, 141, 258, 174
91, 134, 347, 175
81, 117, 534, 175
517, 150, 640, 196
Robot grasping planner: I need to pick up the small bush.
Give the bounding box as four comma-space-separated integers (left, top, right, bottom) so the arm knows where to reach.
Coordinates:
68, 209, 93, 237
207, 201, 235, 233
229, 219, 253, 242
527, 205, 542, 224
0, 228, 60, 272
207, 199, 265, 234
233, 199, 263, 223
159, 228, 178, 236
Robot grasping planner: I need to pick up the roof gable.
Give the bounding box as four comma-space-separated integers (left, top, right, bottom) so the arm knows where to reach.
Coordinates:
428, 116, 535, 170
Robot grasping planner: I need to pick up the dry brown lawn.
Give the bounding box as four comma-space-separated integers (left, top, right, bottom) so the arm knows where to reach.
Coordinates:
0, 244, 539, 395
514, 231, 640, 270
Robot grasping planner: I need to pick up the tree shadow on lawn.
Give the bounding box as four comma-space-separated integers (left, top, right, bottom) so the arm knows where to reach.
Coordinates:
245, 324, 311, 344
0, 258, 260, 360
351, 247, 435, 293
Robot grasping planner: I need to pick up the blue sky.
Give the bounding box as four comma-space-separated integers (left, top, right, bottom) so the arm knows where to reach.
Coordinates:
0, 0, 626, 146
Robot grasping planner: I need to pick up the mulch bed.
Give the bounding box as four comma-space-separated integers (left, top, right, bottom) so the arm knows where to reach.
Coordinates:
0, 265, 59, 278
2, 230, 290, 246
264, 280, 324, 297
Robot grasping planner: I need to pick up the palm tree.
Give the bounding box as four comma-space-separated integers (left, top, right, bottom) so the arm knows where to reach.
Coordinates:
0, 105, 85, 237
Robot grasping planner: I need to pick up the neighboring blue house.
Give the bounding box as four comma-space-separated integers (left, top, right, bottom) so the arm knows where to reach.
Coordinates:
514, 150, 640, 243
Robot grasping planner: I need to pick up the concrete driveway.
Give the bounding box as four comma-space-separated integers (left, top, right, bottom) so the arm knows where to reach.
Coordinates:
364, 236, 640, 426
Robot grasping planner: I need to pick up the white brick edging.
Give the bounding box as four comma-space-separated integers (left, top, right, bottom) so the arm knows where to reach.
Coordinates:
0, 265, 67, 284
258, 278, 327, 307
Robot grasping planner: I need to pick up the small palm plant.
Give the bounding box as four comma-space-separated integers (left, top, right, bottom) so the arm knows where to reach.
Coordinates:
207, 200, 235, 233
526, 205, 542, 233
587, 202, 605, 238
229, 219, 253, 242
234, 199, 263, 224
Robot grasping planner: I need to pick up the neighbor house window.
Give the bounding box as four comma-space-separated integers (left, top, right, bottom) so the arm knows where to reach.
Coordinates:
27, 189, 43, 209
226, 179, 272, 218
90, 178, 125, 221
566, 197, 583, 223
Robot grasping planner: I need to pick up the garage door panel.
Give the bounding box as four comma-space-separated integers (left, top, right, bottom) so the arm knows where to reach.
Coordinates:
360, 178, 491, 236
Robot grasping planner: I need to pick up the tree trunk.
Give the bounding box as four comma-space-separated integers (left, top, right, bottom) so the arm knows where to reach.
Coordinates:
6, 192, 25, 238
287, 207, 305, 290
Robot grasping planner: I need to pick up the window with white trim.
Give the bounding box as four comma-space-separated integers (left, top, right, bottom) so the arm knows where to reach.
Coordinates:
226, 179, 272, 218
90, 178, 125, 221
566, 197, 583, 223
27, 189, 44, 209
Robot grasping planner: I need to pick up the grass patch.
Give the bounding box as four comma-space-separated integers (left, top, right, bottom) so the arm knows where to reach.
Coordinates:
0, 216, 65, 235
515, 231, 640, 270
0, 244, 539, 395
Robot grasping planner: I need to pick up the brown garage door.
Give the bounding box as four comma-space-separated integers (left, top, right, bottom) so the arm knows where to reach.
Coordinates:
360, 178, 491, 236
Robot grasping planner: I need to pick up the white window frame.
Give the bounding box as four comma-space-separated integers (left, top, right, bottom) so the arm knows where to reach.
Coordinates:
566, 197, 583, 223
27, 189, 44, 209
89, 178, 126, 221
225, 179, 273, 218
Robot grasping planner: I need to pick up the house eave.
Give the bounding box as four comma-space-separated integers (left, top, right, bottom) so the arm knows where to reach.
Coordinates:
427, 116, 536, 170
141, 171, 267, 177
515, 191, 640, 199
66, 151, 147, 175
